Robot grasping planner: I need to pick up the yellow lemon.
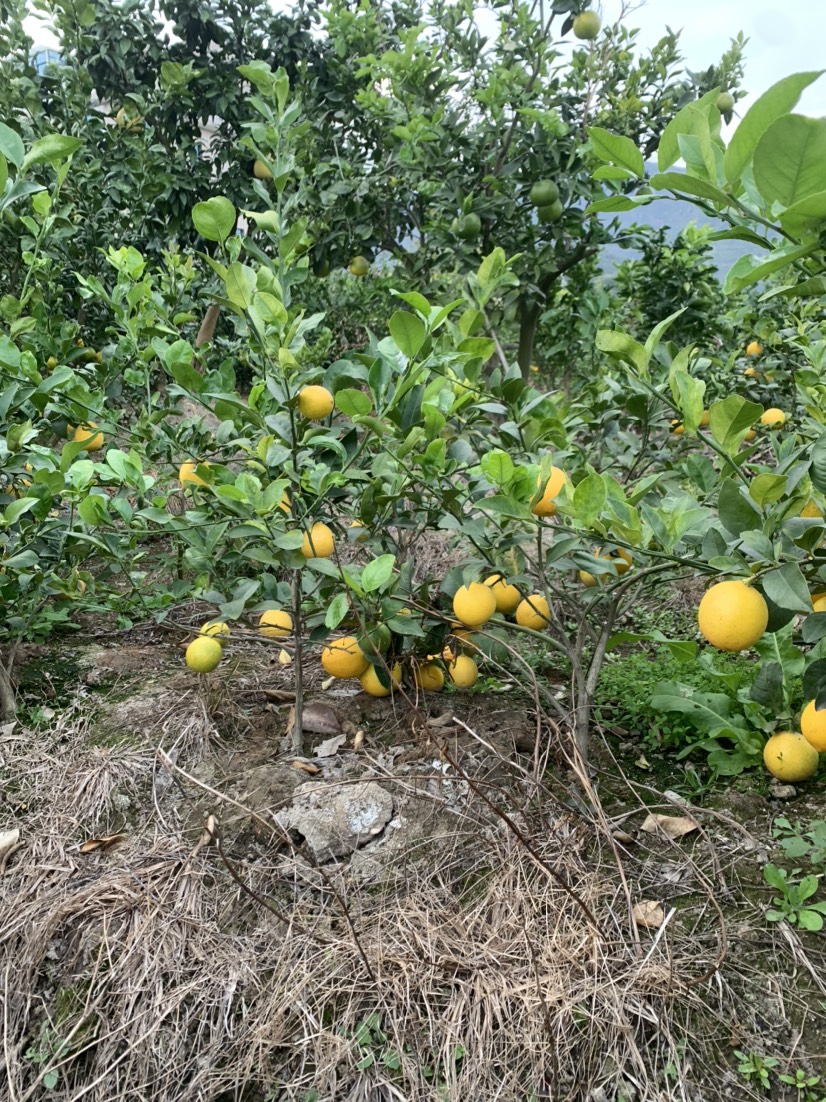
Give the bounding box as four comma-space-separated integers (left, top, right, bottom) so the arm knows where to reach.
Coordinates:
760, 408, 785, 429
670, 419, 684, 435
180, 461, 209, 488
612, 548, 633, 574
697, 580, 768, 651
484, 573, 521, 614
414, 663, 445, 692
515, 595, 550, 630
297, 385, 334, 420
699, 410, 710, 427
743, 366, 759, 378
359, 662, 402, 697
321, 636, 368, 678
801, 701, 826, 752
253, 158, 273, 180
743, 429, 757, 442
301, 522, 335, 558
579, 570, 598, 587
448, 655, 478, 688
185, 636, 222, 673
531, 466, 567, 517
201, 621, 230, 643
453, 582, 497, 628
746, 340, 763, 358
763, 731, 819, 782
73, 423, 104, 451
258, 609, 293, 638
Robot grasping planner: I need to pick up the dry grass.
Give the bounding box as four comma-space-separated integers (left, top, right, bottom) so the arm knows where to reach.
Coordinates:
0, 680, 793, 1102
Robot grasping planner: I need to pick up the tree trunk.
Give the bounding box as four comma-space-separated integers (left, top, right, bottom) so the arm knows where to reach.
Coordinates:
517, 299, 540, 380
0, 658, 15, 724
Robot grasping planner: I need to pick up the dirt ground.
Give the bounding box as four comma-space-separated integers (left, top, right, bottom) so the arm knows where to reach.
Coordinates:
2, 622, 826, 1102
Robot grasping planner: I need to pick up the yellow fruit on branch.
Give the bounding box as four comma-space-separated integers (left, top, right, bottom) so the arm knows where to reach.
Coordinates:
253, 158, 273, 180
760, 408, 786, 429
515, 594, 550, 630
73, 423, 104, 451
579, 570, 598, 587
697, 579, 768, 651
743, 366, 759, 378
745, 340, 763, 358
801, 700, 826, 752
813, 597, 826, 613
301, 522, 335, 558
359, 661, 402, 697
185, 636, 222, 673
321, 636, 369, 678
258, 609, 293, 638
531, 466, 567, 517
448, 655, 478, 688
179, 460, 210, 488
297, 385, 335, 420
670, 419, 684, 435
201, 621, 230, 643
763, 731, 819, 782
699, 410, 710, 428
453, 582, 497, 628
743, 428, 757, 442
414, 662, 445, 692
349, 520, 369, 542
573, 10, 601, 39
349, 255, 370, 277
483, 573, 521, 614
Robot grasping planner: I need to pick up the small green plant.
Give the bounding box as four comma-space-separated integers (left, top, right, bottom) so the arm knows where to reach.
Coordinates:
344, 1013, 401, 1072
773, 817, 826, 867
779, 1068, 824, 1101
763, 864, 826, 931
734, 1050, 779, 1091
23, 1022, 70, 1090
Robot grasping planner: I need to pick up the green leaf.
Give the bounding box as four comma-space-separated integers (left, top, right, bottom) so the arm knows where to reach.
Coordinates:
481, 450, 514, 486
810, 430, 826, 494
393, 290, 430, 316
754, 114, 826, 207
595, 330, 649, 374
78, 494, 110, 527
192, 196, 236, 242
645, 309, 686, 358
651, 682, 740, 732
717, 480, 760, 537
587, 126, 644, 177
723, 241, 818, 294
657, 97, 718, 172
362, 554, 396, 593
0, 153, 7, 194
3, 497, 36, 525
335, 388, 372, 416
762, 563, 812, 614
21, 133, 82, 169
325, 592, 349, 629
224, 263, 256, 310
0, 122, 25, 167
804, 658, 826, 710
572, 473, 606, 528
749, 661, 783, 711
763, 863, 788, 892
669, 368, 705, 431
797, 910, 824, 932
650, 172, 732, 206
778, 190, 826, 236
750, 473, 787, 507
389, 311, 426, 359
708, 395, 763, 453
725, 71, 824, 185
585, 195, 650, 214
592, 165, 636, 181
803, 614, 826, 643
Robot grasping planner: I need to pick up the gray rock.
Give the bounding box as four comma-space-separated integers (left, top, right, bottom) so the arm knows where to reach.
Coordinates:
770, 784, 797, 800
275, 781, 393, 861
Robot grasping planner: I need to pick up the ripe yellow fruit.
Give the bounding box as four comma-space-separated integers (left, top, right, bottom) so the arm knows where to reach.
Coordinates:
297, 385, 334, 420
258, 609, 293, 638
448, 655, 478, 688
579, 570, 598, 587
453, 582, 497, 628
573, 10, 601, 39
699, 410, 710, 428
185, 636, 222, 673
516, 594, 550, 630
801, 701, 826, 752
73, 423, 104, 451
452, 628, 480, 652
201, 621, 230, 643
801, 500, 823, 519
744, 428, 757, 442
414, 663, 445, 692
301, 522, 335, 558
746, 340, 763, 358
612, 548, 633, 574
484, 573, 521, 614
322, 636, 369, 678
359, 662, 402, 697
349, 520, 369, 542
531, 466, 567, 517
743, 366, 759, 378
179, 460, 209, 488
253, 158, 273, 180
763, 731, 819, 782
760, 408, 785, 429
349, 255, 370, 277
670, 419, 684, 435
697, 580, 768, 651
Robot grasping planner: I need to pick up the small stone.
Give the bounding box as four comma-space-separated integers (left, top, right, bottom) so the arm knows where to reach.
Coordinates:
275, 781, 393, 862
770, 783, 797, 800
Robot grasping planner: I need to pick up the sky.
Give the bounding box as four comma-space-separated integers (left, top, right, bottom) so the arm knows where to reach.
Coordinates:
23, 0, 826, 120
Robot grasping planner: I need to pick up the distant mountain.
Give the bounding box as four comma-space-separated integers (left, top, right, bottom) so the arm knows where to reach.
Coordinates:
596, 167, 754, 276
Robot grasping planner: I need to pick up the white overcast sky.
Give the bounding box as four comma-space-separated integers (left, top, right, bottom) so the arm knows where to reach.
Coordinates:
23, 0, 826, 120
